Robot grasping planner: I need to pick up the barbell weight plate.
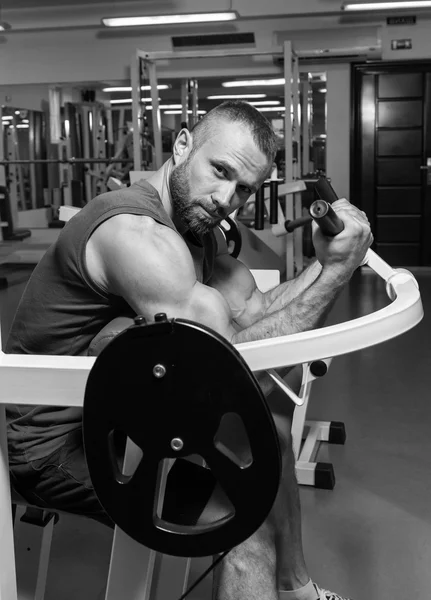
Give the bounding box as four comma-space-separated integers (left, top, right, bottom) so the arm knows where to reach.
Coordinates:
218, 216, 242, 259
83, 318, 281, 557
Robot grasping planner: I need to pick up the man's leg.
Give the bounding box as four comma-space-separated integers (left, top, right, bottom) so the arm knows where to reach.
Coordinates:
213, 366, 309, 600
10, 428, 114, 528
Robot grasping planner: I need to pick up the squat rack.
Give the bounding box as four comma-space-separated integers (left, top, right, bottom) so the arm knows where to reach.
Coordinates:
131, 42, 304, 279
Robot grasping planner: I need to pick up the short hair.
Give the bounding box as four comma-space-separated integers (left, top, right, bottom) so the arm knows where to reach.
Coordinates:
190, 100, 278, 165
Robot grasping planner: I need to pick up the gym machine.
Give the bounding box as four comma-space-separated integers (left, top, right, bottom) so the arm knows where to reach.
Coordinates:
0, 199, 423, 599
131, 42, 312, 280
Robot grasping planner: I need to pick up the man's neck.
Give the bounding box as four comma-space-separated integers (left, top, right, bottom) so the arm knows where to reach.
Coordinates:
147, 158, 187, 233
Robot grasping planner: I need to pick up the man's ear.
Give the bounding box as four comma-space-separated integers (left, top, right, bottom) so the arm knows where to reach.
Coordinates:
172, 128, 193, 165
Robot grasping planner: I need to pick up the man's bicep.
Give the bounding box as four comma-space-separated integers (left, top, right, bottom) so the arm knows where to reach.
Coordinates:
208, 254, 266, 328
94, 217, 236, 339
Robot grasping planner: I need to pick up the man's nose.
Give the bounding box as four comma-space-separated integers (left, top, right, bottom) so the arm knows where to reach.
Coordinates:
212, 181, 237, 210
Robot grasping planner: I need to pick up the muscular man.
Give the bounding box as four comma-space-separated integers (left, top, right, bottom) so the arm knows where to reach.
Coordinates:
7, 101, 372, 600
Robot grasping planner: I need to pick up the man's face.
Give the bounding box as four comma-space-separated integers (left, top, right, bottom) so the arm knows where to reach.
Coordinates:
170, 121, 270, 235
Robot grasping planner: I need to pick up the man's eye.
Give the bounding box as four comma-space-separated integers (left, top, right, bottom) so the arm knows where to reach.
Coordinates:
239, 185, 251, 194
214, 165, 226, 175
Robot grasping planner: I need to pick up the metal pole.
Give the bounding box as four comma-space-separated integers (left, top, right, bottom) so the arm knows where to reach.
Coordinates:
7, 125, 20, 227
0, 105, 5, 239
147, 60, 163, 169
131, 51, 142, 171
301, 79, 311, 176
80, 106, 93, 204
48, 87, 62, 144
137, 48, 282, 61
106, 107, 114, 147
28, 112, 38, 210
191, 79, 199, 128
291, 52, 303, 274
181, 80, 189, 125
0, 405, 19, 600
284, 41, 294, 281
0, 159, 134, 165
292, 54, 301, 180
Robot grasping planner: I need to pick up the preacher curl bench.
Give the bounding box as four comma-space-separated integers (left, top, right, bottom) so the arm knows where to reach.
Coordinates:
0, 199, 424, 600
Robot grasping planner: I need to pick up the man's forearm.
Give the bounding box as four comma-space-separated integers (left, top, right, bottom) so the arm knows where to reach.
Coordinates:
233, 264, 350, 344
263, 259, 322, 315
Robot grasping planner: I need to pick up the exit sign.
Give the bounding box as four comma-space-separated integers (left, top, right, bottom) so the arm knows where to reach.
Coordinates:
387, 16, 416, 25
391, 39, 413, 50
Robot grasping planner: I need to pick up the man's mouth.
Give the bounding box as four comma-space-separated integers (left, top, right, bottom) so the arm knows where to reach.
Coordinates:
199, 204, 219, 218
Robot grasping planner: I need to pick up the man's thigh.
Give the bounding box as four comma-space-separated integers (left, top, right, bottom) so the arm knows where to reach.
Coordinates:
10, 428, 114, 528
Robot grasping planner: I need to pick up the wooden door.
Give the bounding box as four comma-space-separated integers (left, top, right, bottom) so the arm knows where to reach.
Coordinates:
352, 63, 431, 266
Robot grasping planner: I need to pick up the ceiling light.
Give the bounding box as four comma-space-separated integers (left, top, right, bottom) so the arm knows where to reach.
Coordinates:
207, 94, 267, 100
256, 106, 286, 112
343, 1, 431, 10
16, 124, 29, 129
110, 98, 159, 104
138, 104, 185, 110
102, 11, 238, 27
222, 78, 285, 88
164, 110, 207, 115
248, 100, 281, 106
2, 116, 13, 121
318, 88, 327, 93
102, 85, 169, 92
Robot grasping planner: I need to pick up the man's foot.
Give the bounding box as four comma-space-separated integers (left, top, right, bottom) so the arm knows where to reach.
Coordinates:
313, 583, 352, 600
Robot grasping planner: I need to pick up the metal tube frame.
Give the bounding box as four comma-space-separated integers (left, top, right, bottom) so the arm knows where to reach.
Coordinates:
132, 46, 303, 281
132, 47, 287, 173
301, 77, 312, 175
181, 80, 189, 125
190, 79, 199, 129
0, 159, 134, 165
147, 61, 163, 170
131, 52, 142, 172
28, 112, 38, 210
283, 41, 295, 280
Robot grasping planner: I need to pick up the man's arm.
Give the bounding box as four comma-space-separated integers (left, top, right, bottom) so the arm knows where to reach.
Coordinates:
209, 253, 348, 342
208, 253, 323, 326
209, 199, 373, 335
86, 214, 239, 342
86, 214, 300, 396
263, 259, 322, 314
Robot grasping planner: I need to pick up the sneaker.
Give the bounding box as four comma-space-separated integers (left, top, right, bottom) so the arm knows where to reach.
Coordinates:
313, 584, 353, 600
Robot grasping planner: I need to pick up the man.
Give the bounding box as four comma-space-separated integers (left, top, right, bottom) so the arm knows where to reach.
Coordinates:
7, 101, 372, 600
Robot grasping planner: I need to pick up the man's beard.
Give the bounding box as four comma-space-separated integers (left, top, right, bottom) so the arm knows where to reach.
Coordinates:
169, 159, 216, 236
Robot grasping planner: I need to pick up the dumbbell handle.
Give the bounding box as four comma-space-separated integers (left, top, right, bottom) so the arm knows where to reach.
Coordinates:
283, 201, 344, 237
309, 200, 344, 237
314, 176, 339, 204
284, 215, 313, 233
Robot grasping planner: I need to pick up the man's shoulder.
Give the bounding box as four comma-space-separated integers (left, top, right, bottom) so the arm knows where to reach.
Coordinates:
94, 179, 159, 204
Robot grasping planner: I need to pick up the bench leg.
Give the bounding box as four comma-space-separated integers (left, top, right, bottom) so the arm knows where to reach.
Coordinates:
14, 507, 56, 600
105, 527, 191, 600
0, 405, 18, 600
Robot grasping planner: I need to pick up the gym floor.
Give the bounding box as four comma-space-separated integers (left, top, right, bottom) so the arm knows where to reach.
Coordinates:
1, 233, 430, 600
